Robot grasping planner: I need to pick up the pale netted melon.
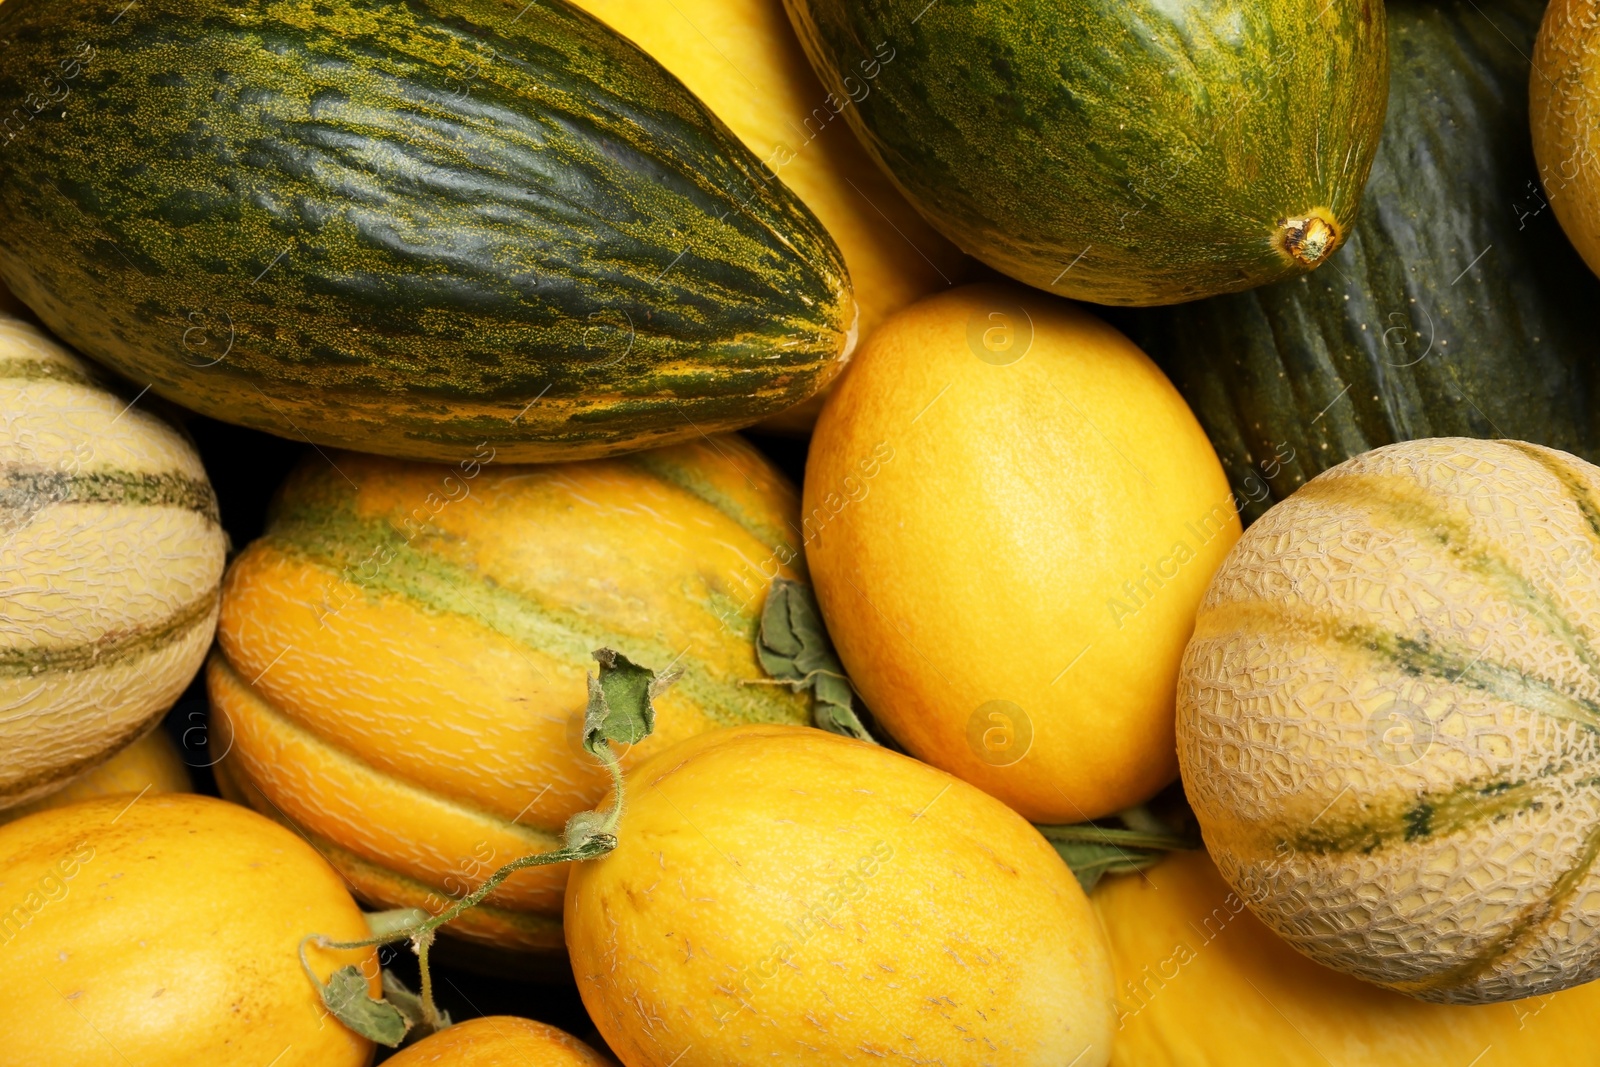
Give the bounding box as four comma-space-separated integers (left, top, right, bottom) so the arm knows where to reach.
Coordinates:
0, 314, 225, 808
1177, 437, 1600, 1004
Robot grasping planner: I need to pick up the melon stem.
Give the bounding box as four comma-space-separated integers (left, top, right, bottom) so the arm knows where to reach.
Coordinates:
301, 738, 630, 1043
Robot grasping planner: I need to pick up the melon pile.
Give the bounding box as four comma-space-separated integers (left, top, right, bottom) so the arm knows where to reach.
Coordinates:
2, 0, 1600, 1064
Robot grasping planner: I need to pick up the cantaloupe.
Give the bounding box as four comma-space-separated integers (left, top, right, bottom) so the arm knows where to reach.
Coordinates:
1178, 437, 1600, 1003
0, 314, 225, 808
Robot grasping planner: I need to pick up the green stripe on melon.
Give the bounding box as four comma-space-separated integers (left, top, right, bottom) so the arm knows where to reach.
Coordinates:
0, 315, 226, 808
261, 457, 805, 728
1178, 437, 1600, 1004
210, 439, 812, 953
0, 0, 853, 462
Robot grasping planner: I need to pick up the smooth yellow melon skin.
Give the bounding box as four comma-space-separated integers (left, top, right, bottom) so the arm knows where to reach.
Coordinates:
1094, 849, 1600, 1066
0, 727, 191, 825
0, 793, 377, 1066
565, 725, 1116, 1067
1532, 0, 1600, 281
1178, 437, 1600, 1003
568, 0, 966, 433
0, 315, 225, 808
383, 1016, 611, 1066
212, 437, 811, 954
805, 283, 1239, 823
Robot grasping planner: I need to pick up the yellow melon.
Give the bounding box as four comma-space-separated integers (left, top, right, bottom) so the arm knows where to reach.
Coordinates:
0, 314, 225, 809
0, 727, 191, 825
0, 793, 376, 1065
1178, 437, 1600, 1002
565, 725, 1116, 1066
1532, 0, 1600, 280
383, 1016, 611, 1066
1094, 849, 1600, 1066
209, 436, 811, 955
804, 283, 1239, 823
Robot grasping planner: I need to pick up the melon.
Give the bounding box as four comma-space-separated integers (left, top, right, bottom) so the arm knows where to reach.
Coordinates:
566, 0, 966, 433
805, 283, 1238, 823
209, 436, 811, 955
1178, 437, 1600, 1003
0, 793, 376, 1066
565, 725, 1116, 1066
0, 727, 191, 825
1095, 849, 1600, 1066
0, 314, 225, 808
382, 1016, 610, 1066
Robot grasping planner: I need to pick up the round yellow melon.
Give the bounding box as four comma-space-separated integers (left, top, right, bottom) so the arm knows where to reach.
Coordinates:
1532, 0, 1600, 280
0, 726, 191, 825
210, 436, 811, 955
567, 0, 966, 432
565, 724, 1116, 1067
0, 314, 225, 809
384, 1015, 611, 1066
1094, 849, 1600, 1066
0, 793, 376, 1066
1178, 437, 1600, 1003
804, 283, 1239, 823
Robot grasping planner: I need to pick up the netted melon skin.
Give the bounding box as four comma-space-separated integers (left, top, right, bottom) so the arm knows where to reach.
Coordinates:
1177, 437, 1600, 1004
0, 316, 225, 808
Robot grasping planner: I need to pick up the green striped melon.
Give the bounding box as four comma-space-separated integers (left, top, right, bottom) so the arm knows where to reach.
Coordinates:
0, 314, 225, 808
1178, 437, 1600, 1003
0, 0, 854, 463
208, 435, 810, 954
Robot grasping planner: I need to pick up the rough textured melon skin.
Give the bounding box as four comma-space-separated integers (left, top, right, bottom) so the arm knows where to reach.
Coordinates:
0, 728, 192, 826
1177, 437, 1600, 1003
568, 0, 966, 434
782, 0, 1388, 305
0, 0, 854, 462
0, 315, 225, 809
209, 435, 810, 953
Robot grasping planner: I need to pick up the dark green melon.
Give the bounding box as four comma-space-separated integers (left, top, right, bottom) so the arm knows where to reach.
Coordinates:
0, 0, 853, 463
782, 0, 1388, 306
1135, 0, 1600, 524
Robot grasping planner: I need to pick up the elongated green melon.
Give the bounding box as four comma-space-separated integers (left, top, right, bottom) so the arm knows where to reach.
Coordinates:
0, 0, 853, 463
0, 315, 225, 808
1136, 0, 1600, 524
782, 0, 1388, 305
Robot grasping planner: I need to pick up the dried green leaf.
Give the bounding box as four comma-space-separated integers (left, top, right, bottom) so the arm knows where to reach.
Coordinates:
755, 579, 873, 743
319, 965, 409, 1046
1037, 806, 1201, 893
583, 648, 667, 756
